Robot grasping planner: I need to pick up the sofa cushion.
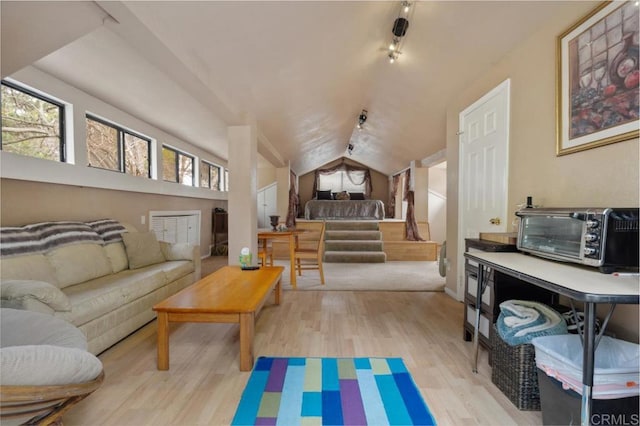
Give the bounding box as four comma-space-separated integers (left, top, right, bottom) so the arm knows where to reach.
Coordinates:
0, 345, 102, 386
0, 254, 59, 286
57, 267, 168, 326
0, 308, 86, 349
104, 242, 129, 273
0, 279, 71, 311
157, 260, 195, 283
122, 232, 165, 269
47, 244, 112, 289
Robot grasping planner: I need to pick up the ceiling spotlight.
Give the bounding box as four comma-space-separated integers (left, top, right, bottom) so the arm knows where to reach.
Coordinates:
402, 1, 411, 13
389, 38, 399, 51
358, 109, 368, 125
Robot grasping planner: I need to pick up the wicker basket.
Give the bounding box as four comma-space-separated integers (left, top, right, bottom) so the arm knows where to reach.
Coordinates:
490, 324, 541, 411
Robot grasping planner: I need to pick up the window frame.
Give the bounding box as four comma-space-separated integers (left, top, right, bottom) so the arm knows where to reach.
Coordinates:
200, 159, 222, 190
162, 145, 195, 186
86, 114, 151, 178
1, 79, 66, 162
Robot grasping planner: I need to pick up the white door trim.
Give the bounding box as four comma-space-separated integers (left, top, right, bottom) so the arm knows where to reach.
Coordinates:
456, 78, 511, 301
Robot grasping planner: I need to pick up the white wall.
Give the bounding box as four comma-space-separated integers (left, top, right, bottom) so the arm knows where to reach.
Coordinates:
428, 165, 446, 244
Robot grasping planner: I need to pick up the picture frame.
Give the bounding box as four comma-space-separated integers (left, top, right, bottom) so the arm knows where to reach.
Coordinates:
556, 1, 639, 156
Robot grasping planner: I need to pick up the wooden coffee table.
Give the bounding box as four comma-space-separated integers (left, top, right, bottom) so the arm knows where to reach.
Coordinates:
153, 265, 284, 371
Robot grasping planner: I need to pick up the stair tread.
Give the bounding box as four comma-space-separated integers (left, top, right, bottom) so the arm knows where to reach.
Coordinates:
324, 251, 387, 263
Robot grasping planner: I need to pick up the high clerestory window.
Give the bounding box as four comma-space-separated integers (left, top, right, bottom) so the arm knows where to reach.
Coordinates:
200, 160, 221, 190
163, 146, 194, 186
1, 80, 66, 162
86, 115, 151, 178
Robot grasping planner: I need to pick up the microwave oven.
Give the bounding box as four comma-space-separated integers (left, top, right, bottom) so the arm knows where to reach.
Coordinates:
515, 207, 639, 273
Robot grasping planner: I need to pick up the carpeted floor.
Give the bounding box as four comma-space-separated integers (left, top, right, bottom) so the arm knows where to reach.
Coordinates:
202, 256, 445, 292
277, 260, 445, 291
231, 357, 436, 426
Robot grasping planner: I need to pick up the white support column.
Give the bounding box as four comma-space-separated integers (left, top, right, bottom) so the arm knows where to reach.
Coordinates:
276, 165, 290, 221
228, 125, 258, 266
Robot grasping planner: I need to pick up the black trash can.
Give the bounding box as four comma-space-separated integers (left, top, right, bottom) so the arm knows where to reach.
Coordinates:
537, 370, 639, 426
532, 334, 640, 426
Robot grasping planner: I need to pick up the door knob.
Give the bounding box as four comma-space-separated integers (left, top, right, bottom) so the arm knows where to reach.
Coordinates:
489, 217, 501, 225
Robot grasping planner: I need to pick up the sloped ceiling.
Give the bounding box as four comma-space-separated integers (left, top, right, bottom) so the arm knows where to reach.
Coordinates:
9, 1, 583, 176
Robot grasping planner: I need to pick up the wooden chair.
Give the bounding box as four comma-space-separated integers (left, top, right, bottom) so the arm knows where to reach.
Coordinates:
294, 222, 326, 284
258, 238, 273, 267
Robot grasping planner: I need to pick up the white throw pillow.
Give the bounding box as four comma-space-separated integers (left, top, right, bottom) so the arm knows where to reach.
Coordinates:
0, 280, 71, 311
122, 232, 166, 269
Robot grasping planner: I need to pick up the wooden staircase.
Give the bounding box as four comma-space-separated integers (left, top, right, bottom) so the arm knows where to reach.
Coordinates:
323, 221, 387, 263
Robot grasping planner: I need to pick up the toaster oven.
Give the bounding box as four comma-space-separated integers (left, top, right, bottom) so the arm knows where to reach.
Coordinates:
515, 208, 639, 273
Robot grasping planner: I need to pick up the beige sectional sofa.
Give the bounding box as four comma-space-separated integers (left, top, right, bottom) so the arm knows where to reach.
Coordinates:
0, 219, 201, 355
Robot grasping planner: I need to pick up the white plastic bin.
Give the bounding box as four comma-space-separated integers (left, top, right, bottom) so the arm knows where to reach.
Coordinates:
531, 334, 640, 399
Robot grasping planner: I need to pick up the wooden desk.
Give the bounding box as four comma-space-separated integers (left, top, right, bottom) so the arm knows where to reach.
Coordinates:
258, 229, 304, 289
465, 251, 639, 426
153, 265, 284, 371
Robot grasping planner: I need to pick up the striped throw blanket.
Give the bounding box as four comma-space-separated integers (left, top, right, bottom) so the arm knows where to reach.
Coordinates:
0, 219, 127, 258
85, 219, 127, 243
497, 300, 567, 346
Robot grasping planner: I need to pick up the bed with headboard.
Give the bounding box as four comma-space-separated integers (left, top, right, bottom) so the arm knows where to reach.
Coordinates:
304, 190, 385, 220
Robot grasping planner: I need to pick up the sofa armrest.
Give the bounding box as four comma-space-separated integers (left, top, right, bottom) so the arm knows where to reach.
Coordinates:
158, 242, 201, 280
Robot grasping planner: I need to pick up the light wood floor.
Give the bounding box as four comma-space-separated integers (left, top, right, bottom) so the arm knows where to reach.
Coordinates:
64, 284, 542, 425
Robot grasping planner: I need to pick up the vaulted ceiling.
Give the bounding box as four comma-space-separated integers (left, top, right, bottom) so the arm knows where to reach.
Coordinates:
2, 1, 579, 176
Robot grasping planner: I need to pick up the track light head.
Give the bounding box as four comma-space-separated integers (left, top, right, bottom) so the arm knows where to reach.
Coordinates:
358, 109, 368, 125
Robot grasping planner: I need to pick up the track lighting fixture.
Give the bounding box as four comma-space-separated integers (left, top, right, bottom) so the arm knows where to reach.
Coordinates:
348, 109, 368, 154
387, 1, 413, 64
347, 142, 354, 155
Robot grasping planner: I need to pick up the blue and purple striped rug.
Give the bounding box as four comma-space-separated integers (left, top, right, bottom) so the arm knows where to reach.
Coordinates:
231, 357, 436, 425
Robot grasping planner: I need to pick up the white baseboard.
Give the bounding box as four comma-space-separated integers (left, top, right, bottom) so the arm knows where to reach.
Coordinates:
444, 286, 461, 301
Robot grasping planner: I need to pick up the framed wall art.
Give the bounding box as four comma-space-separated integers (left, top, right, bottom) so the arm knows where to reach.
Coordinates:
556, 1, 639, 156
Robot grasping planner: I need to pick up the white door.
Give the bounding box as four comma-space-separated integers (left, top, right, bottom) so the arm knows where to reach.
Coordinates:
457, 79, 511, 300
257, 183, 278, 228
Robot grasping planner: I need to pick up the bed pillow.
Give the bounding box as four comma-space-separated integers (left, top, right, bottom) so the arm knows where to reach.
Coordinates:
335, 191, 350, 200
349, 192, 366, 200
122, 232, 166, 269
316, 190, 332, 200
